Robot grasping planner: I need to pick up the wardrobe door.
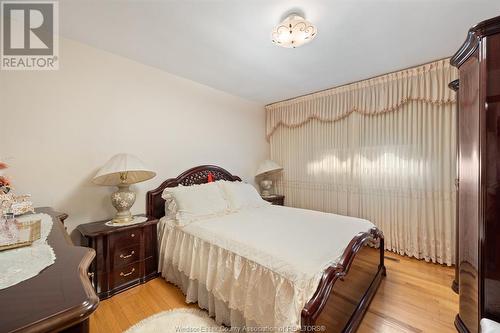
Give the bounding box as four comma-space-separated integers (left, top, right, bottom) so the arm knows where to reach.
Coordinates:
458, 49, 481, 333
483, 33, 500, 320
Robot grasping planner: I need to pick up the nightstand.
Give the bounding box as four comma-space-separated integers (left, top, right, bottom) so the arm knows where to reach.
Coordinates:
77, 215, 159, 300
262, 194, 285, 206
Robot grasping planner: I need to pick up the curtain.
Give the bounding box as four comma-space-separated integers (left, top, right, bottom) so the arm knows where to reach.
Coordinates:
267, 59, 457, 265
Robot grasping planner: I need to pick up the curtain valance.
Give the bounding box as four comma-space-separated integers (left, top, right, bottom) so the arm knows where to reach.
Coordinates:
265, 59, 458, 139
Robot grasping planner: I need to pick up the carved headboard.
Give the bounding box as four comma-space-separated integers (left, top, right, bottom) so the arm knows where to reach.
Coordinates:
146, 165, 241, 219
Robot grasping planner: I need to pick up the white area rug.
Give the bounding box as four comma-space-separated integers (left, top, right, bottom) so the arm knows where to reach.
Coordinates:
125, 308, 226, 333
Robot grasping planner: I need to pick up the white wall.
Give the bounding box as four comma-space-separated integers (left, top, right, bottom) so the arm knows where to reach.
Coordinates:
0, 38, 268, 234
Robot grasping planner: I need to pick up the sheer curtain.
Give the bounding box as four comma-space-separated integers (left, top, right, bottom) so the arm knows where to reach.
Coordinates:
267, 59, 457, 265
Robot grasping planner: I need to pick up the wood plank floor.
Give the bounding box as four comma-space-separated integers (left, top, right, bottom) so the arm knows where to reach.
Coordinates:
90, 250, 458, 333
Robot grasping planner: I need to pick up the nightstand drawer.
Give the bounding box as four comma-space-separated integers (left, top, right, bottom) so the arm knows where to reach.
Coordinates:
113, 244, 140, 269
110, 228, 140, 248
111, 261, 141, 288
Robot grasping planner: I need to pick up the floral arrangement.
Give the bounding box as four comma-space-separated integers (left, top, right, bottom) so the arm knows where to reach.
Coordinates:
0, 161, 34, 217
0, 161, 13, 216
0, 161, 12, 194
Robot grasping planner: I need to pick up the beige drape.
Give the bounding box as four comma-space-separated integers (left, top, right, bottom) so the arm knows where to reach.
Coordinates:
267, 59, 457, 265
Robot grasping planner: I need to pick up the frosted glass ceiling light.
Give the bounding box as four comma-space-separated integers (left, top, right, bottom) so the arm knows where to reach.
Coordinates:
271, 14, 317, 48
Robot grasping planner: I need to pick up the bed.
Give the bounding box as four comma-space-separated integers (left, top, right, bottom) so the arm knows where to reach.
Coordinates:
146, 165, 386, 332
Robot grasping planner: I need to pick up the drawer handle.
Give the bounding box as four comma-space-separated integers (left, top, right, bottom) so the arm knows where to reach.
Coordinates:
120, 268, 135, 277
131, 233, 135, 238
120, 250, 135, 259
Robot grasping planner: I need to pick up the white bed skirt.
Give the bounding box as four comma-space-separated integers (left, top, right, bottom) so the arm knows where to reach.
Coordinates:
158, 220, 317, 331
163, 262, 260, 329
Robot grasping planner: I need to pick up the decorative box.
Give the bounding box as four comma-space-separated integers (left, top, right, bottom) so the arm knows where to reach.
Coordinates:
0, 218, 41, 251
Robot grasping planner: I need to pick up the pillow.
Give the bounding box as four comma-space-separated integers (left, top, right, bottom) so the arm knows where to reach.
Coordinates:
218, 181, 270, 210
163, 193, 178, 220
162, 182, 229, 225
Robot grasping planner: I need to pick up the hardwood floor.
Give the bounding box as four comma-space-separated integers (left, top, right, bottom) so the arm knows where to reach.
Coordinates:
89, 249, 458, 333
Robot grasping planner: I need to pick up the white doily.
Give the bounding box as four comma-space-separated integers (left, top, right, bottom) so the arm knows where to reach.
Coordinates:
0, 213, 55, 290
104, 216, 148, 227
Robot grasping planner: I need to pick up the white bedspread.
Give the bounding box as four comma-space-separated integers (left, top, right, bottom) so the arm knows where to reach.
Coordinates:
158, 205, 374, 330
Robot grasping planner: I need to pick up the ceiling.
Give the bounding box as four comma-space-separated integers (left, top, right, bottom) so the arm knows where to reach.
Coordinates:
60, 0, 500, 104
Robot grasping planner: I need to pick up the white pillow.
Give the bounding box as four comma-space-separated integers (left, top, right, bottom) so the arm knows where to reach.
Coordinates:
218, 181, 269, 210
163, 193, 178, 220
162, 182, 229, 225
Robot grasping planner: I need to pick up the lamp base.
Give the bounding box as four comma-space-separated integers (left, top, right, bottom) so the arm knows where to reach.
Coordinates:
105, 216, 148, 227
110, 184, 136, 224
111, 215, 133, 224
260, 179, 273, 197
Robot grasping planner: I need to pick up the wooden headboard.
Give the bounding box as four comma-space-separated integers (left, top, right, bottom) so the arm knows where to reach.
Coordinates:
146, 165, 241, 219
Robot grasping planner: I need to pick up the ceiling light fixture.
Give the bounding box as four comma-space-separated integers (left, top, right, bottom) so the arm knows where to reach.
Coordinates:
271, 13, 317, 48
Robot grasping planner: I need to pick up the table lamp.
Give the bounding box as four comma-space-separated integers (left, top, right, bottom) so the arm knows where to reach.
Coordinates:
93, 154, 156, 224
255, 160, 283, 197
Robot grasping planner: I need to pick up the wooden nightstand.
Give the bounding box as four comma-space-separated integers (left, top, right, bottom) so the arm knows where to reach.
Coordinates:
77, 215, 159, 300
262, 194, 285, 206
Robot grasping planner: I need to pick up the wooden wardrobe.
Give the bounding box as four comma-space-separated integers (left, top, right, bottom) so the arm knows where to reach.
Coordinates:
451, 15, 500, 333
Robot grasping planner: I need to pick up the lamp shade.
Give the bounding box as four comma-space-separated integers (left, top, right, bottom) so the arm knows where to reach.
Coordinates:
255, 160, 283, 177
93, 153, 156, 186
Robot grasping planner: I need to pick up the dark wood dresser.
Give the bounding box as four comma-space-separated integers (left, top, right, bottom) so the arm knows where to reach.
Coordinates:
451, 15, 500, 333
0, 207, 98, 333
77, 216, 159, 300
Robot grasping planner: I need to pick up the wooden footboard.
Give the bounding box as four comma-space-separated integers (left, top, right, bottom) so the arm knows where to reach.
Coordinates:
302, 228, 385, 333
